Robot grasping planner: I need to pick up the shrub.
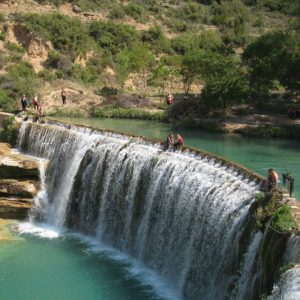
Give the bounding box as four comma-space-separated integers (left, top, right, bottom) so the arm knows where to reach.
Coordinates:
124, 3, 147, 23
90, 105, 167, 121
0, 61, 38, 105
45, 50, 72, 72
5, 42, 26, 53
95, 86, 119, 96
270, 205, 296, 232
89, 21, 139, 55
0, 115, 18, 144
175, 2, 210, 23
69, 64, 98, 84
0, 89, 15, 112
109, 6, 126, 19
20, 13, 92, 57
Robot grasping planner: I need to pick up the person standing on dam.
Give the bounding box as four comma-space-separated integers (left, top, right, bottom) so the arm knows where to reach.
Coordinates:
267, 168, 279, 192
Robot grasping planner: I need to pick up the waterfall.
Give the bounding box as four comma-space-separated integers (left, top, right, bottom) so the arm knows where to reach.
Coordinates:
17, 121, 263, 299
268, 233, 300, 300
268, 267, 300, 300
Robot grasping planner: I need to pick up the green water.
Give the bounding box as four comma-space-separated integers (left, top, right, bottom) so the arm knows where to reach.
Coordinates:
0, 225, 172, 300
54, 117, 300, 199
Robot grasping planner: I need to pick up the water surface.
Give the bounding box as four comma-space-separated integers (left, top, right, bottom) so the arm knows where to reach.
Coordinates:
53, 117, 300, 199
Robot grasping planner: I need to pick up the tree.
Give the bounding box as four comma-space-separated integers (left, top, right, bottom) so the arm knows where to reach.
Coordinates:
149, 63, 172, 95
202, 73, 249, 110
129, 44, 155, 88
243, 31, 300, 99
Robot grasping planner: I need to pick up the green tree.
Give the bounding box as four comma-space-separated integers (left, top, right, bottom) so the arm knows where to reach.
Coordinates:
129, 44, 155, 88
243, 31, 300, 100
149, 63, 172, 95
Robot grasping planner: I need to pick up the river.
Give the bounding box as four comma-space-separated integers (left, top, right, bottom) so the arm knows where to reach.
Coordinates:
52, 117, 300, 199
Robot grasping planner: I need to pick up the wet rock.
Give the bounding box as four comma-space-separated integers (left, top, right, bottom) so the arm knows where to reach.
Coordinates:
0, 142, 40, 219
0, 179, 39, 198
0, 143, 39, 179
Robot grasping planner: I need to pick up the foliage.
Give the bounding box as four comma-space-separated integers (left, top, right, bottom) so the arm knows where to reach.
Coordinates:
0, 116, 18, 144
89, 21, 138, 55
201, 72, 249, 110
124, 3, 147, 23
0, 62, 38, 110
141, 26, 171, 54
20, 13, 92, 57
90, 105, 167, 121
109, 5, 126, 19
0, 89, 15, 112
115, 44, 155, 87
174, 2, 210, 23
95, 86, 118, 96
270, 205, 296, 233
243, 31, 300, 99
211, 0, 250, 46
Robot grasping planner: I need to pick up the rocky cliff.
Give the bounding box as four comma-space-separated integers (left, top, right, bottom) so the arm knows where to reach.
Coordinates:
0, 142, 40, 219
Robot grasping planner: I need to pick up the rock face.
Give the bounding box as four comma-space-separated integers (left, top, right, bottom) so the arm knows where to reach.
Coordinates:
0, 143, 40, 219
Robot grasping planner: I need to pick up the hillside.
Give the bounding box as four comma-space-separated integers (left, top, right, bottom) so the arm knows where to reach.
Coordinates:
0, 0, 299, 126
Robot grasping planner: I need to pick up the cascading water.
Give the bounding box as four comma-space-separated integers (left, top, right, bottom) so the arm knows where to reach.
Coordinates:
17, 121, 291, 299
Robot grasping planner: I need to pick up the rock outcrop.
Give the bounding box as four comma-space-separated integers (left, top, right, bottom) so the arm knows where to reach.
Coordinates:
0, 142, 40, 219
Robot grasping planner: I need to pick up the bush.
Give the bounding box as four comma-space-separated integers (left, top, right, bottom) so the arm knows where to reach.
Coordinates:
0, 116, 18, 144
0, 89, 15, 112
20, 13, 92, 57
95, 86, 119, 96
124, 3, 147, 23
89, 21, 139, 55
175, 2, 210, 23
90, 105, 167, 121
0, 61, 38, 106
109, 6, 126, 19
167, 98, 207, 121
5, 42, 26, 53
270, 205, 296, 232
45, 50, 72, 73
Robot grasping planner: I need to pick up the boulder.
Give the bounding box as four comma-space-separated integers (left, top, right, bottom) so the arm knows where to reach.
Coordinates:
0, 143, 39, 179
0, 142, 40, 219
0, 198, 32, 219
0, 179, 39, 198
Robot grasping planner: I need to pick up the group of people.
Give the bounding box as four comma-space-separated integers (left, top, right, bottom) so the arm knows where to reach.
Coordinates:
21, 94, 44, 118
166, 132, 184, 150
20, 88, 67, 118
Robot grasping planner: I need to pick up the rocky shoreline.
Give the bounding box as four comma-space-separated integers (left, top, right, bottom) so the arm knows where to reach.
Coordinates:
0, 143, 40, 219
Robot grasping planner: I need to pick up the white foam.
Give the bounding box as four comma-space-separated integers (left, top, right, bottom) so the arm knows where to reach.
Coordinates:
16, 222, 62, 239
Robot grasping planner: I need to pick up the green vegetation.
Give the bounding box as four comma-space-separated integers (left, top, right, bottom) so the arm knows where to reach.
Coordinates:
0, 116, 18, 144
0, 0, 298, 127
0, 62, 38, 112
19, 13, 93, 58
270, 205, 296, 233
90, 106, 167, 122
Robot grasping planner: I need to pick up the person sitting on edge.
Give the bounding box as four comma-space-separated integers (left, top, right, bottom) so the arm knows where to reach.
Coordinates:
21, 94, 28, 111
32, 94, 39, 111
174, 134, 184, 150
61, 88, 67, 106
166, 93, 174, 105
267, 168, 279, 192
165, 132, 174, 149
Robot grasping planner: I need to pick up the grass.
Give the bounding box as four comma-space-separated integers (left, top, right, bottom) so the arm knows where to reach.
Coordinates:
270, 205, 297, 233
90, 106, 167, 122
